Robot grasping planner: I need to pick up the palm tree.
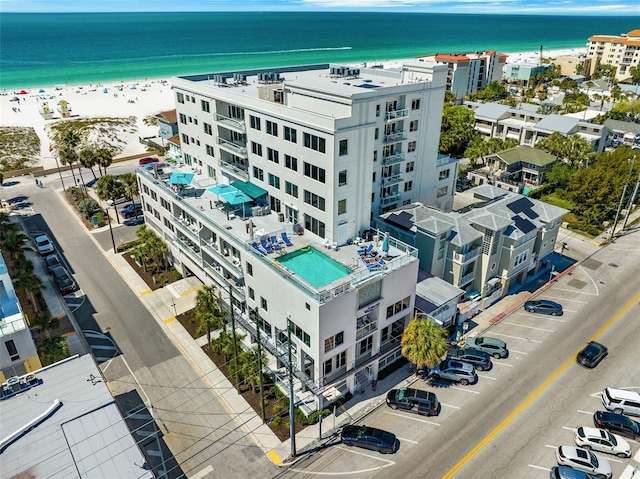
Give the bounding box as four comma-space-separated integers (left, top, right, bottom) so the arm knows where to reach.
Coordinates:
0, 211, 17, 239
78, 146, 99, 179
95, 147, 115, 175
14, 270, 44, 315
195, 310, 225, 344
95, 175, 124, 223
210, 330, 244, 362
194, 285, 225, 343
119, 172, 139, 204
38, 336, 69, 366
1, 229, 29, 260
401, 317, 449, 372
30, 311, 60, 339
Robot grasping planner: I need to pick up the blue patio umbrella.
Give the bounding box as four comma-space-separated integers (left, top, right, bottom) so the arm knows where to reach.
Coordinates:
168, 172, 195, 185
208, 184, 238, 196
39, 88, 45, 93
221, 190, 252, 205
381, 232, 390, 255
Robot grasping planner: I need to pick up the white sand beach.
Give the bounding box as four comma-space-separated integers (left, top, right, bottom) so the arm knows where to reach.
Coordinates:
0, 48, 586, 172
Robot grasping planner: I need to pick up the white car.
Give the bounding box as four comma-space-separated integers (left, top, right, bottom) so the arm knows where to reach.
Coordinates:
106, 197, 128, 206
556, 445, 612, 479
574, 426, 631, 458
34, 234, 54, 255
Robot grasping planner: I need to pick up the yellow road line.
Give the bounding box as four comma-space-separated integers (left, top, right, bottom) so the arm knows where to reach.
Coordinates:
267, 449, 283, 466
140, 289, 153, 296
163, 317, 176, 324
442, 292, 640, 479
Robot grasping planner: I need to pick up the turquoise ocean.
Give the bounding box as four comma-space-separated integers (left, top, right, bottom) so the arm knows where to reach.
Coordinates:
1, 12, 639, 89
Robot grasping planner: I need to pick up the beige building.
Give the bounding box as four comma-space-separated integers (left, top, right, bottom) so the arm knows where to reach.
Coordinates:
587, 29, 640, 82
554, 54, 592, 78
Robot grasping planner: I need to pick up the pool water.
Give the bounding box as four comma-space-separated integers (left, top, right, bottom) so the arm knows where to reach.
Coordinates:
276, 247, 351, 288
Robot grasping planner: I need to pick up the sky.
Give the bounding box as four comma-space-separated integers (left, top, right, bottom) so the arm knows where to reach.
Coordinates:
1, 0, 639, 15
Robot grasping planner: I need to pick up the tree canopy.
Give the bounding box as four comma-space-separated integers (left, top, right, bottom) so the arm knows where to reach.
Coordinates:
401, 318, 449, 370
439, 105, 477, 156
535, 132, 596, 167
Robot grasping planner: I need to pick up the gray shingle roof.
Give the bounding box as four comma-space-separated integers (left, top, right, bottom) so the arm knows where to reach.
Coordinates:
534, 114, 579, 134
487, 146, 557, 167
472, 103, 511, 121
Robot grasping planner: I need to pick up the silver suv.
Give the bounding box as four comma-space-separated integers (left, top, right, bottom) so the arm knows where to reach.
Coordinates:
428, 360, 477, 385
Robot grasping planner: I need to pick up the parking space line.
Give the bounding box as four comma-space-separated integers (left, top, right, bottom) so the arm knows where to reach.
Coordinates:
491, 332, 541, 343
504, 322, 554, 333
384, 411, 440, 426
508, 349, 528, 355
520, 314, 566, 323
545, 444, 556, 449
441, 403, 461, 409
562, 426, 574, 431
542, 296, 587, 304
492, 362, 514, 368
335, 446, 396, 465
607, 457, 623, 464
477, 374, 497, 381
529, 464, 550, 471
577, 410, 593, 415
563, 309, 578, 313
397, 436, 419, 444
451, 386, 480, 394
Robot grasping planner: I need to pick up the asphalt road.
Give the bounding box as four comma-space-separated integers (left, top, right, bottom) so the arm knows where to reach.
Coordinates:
275, 225, 640, 478
7, 170, 276, 479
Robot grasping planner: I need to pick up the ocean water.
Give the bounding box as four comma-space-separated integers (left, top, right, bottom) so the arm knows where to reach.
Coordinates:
1, 12, 639, 89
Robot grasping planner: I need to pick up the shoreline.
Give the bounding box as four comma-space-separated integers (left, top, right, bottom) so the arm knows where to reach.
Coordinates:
0, 47, 587, 171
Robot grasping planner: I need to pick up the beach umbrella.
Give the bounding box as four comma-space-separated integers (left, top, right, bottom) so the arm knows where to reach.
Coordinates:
168, 172, 195, 185
208, 184, 238, 196
39, 88, 45, 93
19, 90, 27, 95
382, 232, 390, 256
10, 97, 19, 102
221, 190, 252, 205
103, 87, 108, 93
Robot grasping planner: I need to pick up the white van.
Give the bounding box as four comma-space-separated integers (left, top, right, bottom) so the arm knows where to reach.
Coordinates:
601, 388, 640, 416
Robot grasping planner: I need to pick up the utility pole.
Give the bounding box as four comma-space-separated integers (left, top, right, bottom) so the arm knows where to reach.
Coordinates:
611, 156, 636, 239
621, 170, 640, 232
228, 283, 240, 393
253, 307, 266, 423
287, 318, 297, 458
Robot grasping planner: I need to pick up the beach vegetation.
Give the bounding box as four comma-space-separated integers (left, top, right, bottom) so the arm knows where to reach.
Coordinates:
467, 81, 509, 103
591, 98, 640, 125
0, 126, 40, 172
47, 116, 136, 156
439, 104, 477, 156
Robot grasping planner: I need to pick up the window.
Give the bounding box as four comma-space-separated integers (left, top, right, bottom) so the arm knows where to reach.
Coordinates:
338, 170, 347, 186
339, 139, 348, 156
179, 113, 187, 124
250, 115, 261, 130
324, 331, 344, 352
290, 321, 311, 347
201, 100, 210, 113
439, 169, 450, 180
411, 98, 421, 110
206, 144, 215, 157
324, 358, 332, 375
160, 198, 171, 211
267, 148, 279, 163
303, 162, 326, 183
284, 126, 297, 143
247, 262, 253, 276
5, 340, 19, 361
251, 142, 262, 156
303, 132, 326, 153
338, 199, 347, 215
260, 297, 268, 311
285, 154, 298, 171
410, 120, 419, 131
177, 92, 185, 104
268, 174, 280, 189
253, 167, 264, 181
376, 104, 380, 117
406, 161, 414, 172
188, 116, 192, 123
304, 213, 326, 238
266, 120, 278, 136
249, 287, 255, 300
437, 186, 448, 197
285, 181, 298, 198
359, 336, 373, 355
304, 190, 325, 211
514, 251, 528, 267
181, 133, 190, 145
404, 181, 413, 192
386, 296, 411, 318
203, 123, 212, 135
408, 141, 417, 153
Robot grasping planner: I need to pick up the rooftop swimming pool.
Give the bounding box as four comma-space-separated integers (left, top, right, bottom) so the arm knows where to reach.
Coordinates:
276, 247, 351, 288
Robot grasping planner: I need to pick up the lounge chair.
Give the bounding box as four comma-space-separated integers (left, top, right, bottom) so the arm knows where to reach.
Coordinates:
358, 244, 373, 255
261, 238, 273, 253
270, 236, 281, 250
251, 241, 267, 255
281, 232, 293, 246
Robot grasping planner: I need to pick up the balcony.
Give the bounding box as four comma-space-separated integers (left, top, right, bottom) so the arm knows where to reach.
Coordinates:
203, 261, 245, 301
380, 194, 400, 205
381, 152, 405, 166
452, 247, 480, 264
216, 137, 248, 158
215, 114, 246, 132
383, 131, 407, 144
381, 174, 402, 187
385, 109, 409, 122
218, 159, 249, 182
356, 316, 377, 339
458, 271, 475, 287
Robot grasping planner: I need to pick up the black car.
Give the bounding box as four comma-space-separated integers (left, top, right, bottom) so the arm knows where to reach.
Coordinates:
121, 203, 142, 219
446, 346, 492, 371
340, 425, 397, 454
456, 177, 472, 192
50, 265, 78, 295
577, 341, 608, 368
386, 387, 439, 416
524, 299, 563, 316
44, 254, 61, 273
593, 411, 640, 441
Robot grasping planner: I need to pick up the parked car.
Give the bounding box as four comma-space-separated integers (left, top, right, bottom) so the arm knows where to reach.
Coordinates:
524, 299, 563, 316
428, 359, 477, 385
138, 156, 159, 165
50, 265, 78, 294
593, 411, 640, 441
121, 203, 142, 219
455, 177, 472, 192
340, 425, 397, 454
573, 426, 631, 458
143, 161, 166, 170
34, 234, 54, 255
106, 196, 128, 206
386, 387, 439, 416
555, 445, 611, 479
44, 254, 61, 273
84, 177, 98, 188
446, 346, 491, 371
577, 342, 608, 368
550, 466, 599, 479
601, 388, 640, 416
465, 336, 508, 359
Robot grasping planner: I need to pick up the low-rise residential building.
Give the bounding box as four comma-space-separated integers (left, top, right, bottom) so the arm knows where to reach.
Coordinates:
0, 252, 42, 381
467, 146, 558, 193
156, 109, 179, 140
376, 185, 567, 304
415, 271, 464, 329
0, 354, 153, 478
417, 50, 507, 101
465, 101, 609, 152
587, 29, 640, 82
503, 62, 555, 86
554, 54, 593, 78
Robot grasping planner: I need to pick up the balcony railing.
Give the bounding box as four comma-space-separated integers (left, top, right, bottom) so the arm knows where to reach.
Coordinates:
385, 108, 409, 122
452, 248, 480, 264
381, 174, 402, 186
217, 159, 249, 182
215, 114, 246, 132
356, 320, 377, 340
380, 194, 400, 205
383, 131, 407, 144
381, 152, 405, 166
216, 137, 248, 158
458, 271, 475, 286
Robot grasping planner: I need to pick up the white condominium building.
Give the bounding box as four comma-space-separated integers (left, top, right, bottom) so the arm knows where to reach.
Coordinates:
587, 29, 640, 82
137, 62, 451, 412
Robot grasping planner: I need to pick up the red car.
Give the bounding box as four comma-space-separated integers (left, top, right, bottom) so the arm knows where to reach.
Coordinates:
138, 157, 159, 165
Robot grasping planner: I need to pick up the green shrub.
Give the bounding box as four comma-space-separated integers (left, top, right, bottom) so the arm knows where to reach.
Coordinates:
69, 186, 83, 201
116, 238, 143, 253
271, 416, 282, 427
170, 266, 183, 280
